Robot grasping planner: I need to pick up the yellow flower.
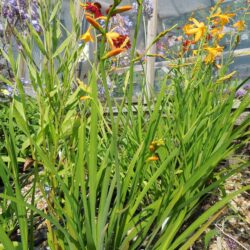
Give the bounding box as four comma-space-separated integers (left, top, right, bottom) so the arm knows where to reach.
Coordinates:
204, 45, 224, 64
102, 32, 131, 60
77, 78, 91, 93
215, 64, 222, 69
211, 8, 235, 26
210, 27, 224, 40
192, 49, 198, 56
233, 20, 246, 31
80, 27, 94, 43
183, 18, 206, 42
106, 31, 131, 50
106, 32, 120, 49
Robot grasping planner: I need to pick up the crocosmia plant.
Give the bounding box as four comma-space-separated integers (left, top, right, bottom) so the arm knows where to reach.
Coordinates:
0, 0, 249, 249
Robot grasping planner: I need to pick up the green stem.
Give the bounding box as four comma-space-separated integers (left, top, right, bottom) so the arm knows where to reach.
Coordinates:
128, 2, 143, 110
98, 5, 121, 204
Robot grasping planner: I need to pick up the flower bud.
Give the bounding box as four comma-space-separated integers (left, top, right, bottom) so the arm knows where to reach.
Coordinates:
85, 16, 104, 34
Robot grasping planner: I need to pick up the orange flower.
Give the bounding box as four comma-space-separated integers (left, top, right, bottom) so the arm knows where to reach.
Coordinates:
102, 48, 125, 59
182, 39, 195, 52
149, 139, 164, 152
106, 32, 131, 49
233, 20, 246, 31
85, 16, 104, 33
183, 18, 206, 42
80, 26, 94, 43
115, 5, 132, 13
106, 5, 133, 15
204, 45, 224, 64
149, 144, 156, 152
80, 2, 103, 18
146, 155, 159, 162
211, 8, 235, 26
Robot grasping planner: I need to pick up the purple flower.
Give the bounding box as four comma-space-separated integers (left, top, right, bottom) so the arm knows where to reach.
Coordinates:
243, 83, 250, 91
111, 14, 133, 35
20, 78, 29, 85
98, 80, 112, 98
2, 0, 41, 33
31, 19, 41, 32
235, 88, 247, 98
132, 0, 154, 20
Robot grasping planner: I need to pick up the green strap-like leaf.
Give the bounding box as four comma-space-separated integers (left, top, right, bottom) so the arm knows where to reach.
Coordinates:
0, 227, 15, 250
169, 185, 250, 250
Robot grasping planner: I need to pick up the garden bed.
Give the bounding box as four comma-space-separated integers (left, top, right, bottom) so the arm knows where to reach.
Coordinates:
0, 0, 250, 249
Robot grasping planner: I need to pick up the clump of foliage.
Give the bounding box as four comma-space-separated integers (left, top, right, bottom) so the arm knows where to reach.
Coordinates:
0, 0, 249, 249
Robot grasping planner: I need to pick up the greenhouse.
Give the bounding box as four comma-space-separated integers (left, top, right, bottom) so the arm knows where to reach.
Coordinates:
0, 0, 249, 249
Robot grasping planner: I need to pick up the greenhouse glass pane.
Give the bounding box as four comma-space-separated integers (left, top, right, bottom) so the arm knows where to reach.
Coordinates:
154, 0, 250, 91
